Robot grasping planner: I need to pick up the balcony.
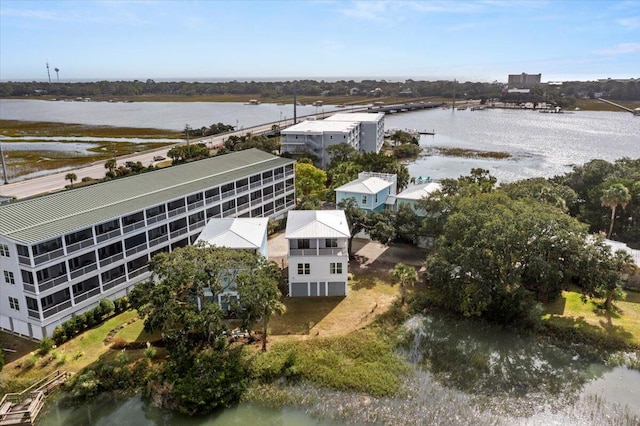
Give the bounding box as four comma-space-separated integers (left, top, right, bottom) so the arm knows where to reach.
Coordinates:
187, 200, 204, 211
205, 194, 221, 204
18, 255, 31, 266
33, 248, 64, 266
148, 235, 169, 247
236, 184, 249, 194
99, 252, 123, 268
222, 209, 236, 218
28, 309, 40, 320
96, 228, 121, 243
102, 275, 127, 291
189, 220, 205, 230
146, 212, 167, 225
168, 206, 187, 218
221, 190, 235, 200
122, 220, 146, 234
42, 300, 72, 319
262, 176, 274, 184
125, 243, 148, 258
170, 228, 188, 239
73, 287, 101, 304
236, 202, 250, 214
23, 283, 36, 293
69, 262, 98, 280
128, 265, 150, 279
66, 237, 95, 254
274, 173, 284, 181
289, 247, 347, 256
37, 275, 68, 292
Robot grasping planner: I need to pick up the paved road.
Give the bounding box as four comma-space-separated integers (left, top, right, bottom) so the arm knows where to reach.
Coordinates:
0, 120, 294, 199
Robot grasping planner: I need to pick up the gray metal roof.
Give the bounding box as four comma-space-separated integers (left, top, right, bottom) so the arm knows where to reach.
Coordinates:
0, 149, 293, 244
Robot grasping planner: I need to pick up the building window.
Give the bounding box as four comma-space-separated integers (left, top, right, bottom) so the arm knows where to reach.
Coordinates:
297, 263, 310, 275
3, 271, 15, 285
298, 239, 310, 249
0, 244, 9, 257
325, 238, 338, 248
9, 297, 19, 311
330, 263, 343, 274
375, 194, 378, 203
362, 195, 367, 204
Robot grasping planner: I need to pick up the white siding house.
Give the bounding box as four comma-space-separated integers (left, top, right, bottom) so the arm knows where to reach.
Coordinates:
393, 182, 442, 215
285, 210, 350, 297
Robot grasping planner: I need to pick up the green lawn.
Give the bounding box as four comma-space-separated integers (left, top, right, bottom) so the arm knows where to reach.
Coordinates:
543, 289, 640, 346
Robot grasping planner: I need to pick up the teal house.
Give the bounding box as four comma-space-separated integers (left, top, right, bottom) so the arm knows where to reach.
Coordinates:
335, 172, 397, 213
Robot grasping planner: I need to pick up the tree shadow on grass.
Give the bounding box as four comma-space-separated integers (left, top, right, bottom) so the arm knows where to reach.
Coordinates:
544, 295, 567, 316
270, 296, 344, 335
546, 315, 635, 350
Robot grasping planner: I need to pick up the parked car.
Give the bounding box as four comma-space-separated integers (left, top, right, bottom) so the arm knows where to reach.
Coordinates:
153, 155, 166, 161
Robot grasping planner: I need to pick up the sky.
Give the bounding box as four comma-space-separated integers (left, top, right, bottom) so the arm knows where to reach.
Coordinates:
0, 0, 639, 83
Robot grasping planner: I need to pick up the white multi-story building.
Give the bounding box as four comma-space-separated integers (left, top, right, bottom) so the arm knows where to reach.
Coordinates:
0, 149, 295, 339
280, 112, 385, 168
324, 112, 385, 154
285, 210, 350, 297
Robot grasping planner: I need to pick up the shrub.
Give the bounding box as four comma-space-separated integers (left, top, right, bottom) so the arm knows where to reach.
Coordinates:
143, 344, 157, 360
115, 352, 130, 366
56, 353, 67, 366
52, 326, 67, 346
100, 298, 115, 316
23, 355, 38, 369
114, 297, 129, 313
38, 337, 55, 356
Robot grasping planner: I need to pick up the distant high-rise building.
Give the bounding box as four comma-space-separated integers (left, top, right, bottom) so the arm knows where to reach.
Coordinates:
508, 73, 542, 89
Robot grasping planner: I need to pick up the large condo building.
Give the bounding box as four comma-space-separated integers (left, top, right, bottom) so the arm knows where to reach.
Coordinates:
508, 73, 542, 89
0, 149, 295, 340
280, 112, 384, 168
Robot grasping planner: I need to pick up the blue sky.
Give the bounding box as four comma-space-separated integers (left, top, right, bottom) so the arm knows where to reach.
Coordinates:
1, 0, 638, 82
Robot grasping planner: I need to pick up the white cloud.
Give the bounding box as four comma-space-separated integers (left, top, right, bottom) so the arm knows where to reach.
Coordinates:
595, 42, 640, 55
617, 16, 640, 31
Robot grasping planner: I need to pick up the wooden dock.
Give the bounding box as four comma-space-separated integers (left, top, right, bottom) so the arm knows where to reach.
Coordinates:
0, 370, 70, 426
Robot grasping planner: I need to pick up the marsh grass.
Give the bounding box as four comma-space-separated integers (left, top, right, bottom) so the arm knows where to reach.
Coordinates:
433, 147, 511, 159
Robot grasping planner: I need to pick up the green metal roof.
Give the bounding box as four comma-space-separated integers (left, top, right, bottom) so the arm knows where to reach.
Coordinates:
0, 149, 294, 245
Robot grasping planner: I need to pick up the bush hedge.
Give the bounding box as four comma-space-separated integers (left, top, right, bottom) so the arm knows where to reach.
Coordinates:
52, 297, 129, 345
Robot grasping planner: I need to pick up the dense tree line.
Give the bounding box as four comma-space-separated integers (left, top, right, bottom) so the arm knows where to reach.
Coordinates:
125, 244, 284, 415
2, 79, 637, 100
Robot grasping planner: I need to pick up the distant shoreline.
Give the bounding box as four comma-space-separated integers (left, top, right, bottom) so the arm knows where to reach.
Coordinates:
1, 95, 637, 112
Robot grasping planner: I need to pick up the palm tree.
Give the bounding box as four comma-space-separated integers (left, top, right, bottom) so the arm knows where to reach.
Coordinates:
54, 67, 60, 82
600, 183, 631, 239
104, 159, 116, 176
65, 173, 77, 188
390, 263, 418, 305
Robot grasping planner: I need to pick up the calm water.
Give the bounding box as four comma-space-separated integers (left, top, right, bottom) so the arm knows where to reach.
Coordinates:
38, 314, 640, 426
385, 108, 640, 182
0, 99, 341, 131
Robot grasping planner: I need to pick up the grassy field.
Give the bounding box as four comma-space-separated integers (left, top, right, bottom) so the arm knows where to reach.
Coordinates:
543, 289, 640, 346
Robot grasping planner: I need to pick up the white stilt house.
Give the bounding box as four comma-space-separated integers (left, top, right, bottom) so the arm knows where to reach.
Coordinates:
285, 210, 350, 297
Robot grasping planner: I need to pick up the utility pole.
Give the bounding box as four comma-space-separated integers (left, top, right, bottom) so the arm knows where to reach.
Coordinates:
0, 142, 8, 184
293, 84, 297, 124
185, 124, 191, 158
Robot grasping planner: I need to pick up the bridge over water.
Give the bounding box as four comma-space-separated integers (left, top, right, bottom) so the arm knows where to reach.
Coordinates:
367, 101, 444, 114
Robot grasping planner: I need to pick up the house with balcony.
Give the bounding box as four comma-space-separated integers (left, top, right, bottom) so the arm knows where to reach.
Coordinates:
335, 172, 397, 213
0, 149, 295, 340
324, 112, 384, 154
195, 217, 268, 310
280, 112, 385, 169
285, 210, 350, 297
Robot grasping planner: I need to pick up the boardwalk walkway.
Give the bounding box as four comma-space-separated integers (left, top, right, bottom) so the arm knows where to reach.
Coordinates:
0, 370, 70, 426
